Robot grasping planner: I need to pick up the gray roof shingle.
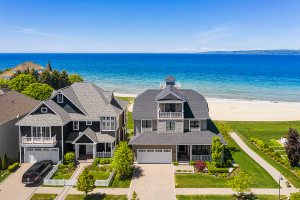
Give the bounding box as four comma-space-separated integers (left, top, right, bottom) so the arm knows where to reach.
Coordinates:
165, 75, 176, 81
155, 85, 186, 101
66, 129, 115, 143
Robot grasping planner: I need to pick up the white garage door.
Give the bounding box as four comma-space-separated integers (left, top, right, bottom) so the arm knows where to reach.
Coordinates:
137, 149, 172, 164
25, 148, 59, 164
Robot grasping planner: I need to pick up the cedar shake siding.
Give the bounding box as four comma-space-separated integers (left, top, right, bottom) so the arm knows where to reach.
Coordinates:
157, 120, 183, 134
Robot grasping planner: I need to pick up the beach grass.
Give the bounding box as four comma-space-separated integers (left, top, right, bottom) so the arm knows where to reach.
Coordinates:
116, 97, 135, 105
176, 195, 287, 200
220, 121, 300, 188
30, 193, 57, 200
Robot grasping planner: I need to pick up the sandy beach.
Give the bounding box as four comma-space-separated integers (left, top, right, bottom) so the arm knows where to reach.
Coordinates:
114, 93, 300, 121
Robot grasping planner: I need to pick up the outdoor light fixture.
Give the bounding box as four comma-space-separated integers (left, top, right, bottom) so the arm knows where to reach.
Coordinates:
279, 174, 283, 200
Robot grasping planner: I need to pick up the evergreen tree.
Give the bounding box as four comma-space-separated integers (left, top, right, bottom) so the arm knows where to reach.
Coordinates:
285, 128, 300, 168
76, 167, 95, 198
59, 69, 70, 88
30, 68, 39, 81
0, 156, 2, 171
39, 70, 51, 85
46, 61, 52, 72
10, 69, 22, 80
111, 141, 134, 177
2, 151, 8, 170
211, 136, 224, 167
50, 69, 60, 90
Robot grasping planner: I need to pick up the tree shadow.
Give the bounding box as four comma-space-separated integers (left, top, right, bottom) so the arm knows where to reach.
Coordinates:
233, 193, 258, 200
83, 193, 126, 200
131, 165, 144, 180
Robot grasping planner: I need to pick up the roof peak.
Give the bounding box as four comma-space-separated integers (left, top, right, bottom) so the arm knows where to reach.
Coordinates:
165, 75, 176, 81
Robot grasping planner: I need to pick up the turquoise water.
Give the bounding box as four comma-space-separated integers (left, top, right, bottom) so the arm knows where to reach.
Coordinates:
0, 53, 299, 102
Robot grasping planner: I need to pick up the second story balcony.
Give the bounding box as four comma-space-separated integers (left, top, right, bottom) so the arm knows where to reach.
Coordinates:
159, 112, 183, 118
21, 135, 57, 147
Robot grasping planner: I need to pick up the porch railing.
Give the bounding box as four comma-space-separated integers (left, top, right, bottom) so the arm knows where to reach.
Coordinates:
22, 135, 56, 144
159, 112, 183, 118
191, 155, 212, 161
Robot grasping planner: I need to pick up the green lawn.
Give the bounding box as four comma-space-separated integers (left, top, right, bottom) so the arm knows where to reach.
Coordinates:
127, 112, 134, 129
109, 172, 132, 188
116, 97, 135, 105
52, 173, 73, 180
175, 132, 279, 188
30, 193, 58, 200
65, 194, 127, 200
90, 171, 111, 180
176, 195, 287, 200
0, 172, 11, 183
221, 121, 300, 188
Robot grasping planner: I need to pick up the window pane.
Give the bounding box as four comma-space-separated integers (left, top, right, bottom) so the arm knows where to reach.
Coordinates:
37, 127, 41, 137
111, 122, 114, 130
46, 127, 50, 137
142, 120, 146, 128
102, 122, 106, 130
107, 117, 111, 120
166, 122, 170, 129
111, 117, 114, 120
171, 121, 175, 129
165, 103, 170, 112
170, 104, 175, 112
106, 122, 110, 130
146, 120, 151, 128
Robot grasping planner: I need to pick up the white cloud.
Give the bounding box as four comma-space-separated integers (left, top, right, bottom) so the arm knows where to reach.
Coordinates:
197, 27, 232, 43
175, 48, 197, 51
11, 26, 56, 37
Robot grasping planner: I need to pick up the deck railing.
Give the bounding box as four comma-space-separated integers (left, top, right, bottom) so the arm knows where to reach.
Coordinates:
191, 155, 212, 161
159, 112, 183, 118
22, 135, 56, 144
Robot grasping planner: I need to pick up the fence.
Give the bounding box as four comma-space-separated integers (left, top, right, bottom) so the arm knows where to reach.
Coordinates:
44, 159, 63, 185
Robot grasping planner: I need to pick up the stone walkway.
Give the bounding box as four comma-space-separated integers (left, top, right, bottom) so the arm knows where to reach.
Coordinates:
128, 164, 176, 200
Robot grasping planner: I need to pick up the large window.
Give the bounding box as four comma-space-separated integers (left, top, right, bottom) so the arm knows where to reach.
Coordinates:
57, 93, 63, 103
190, 120, 199, 129
73, 121, 79, 130
142, 120, 152, 129
101, 117, 115, 131
166, 121, 175, 130
165, 103, 175, 112
32, 127, 50, 137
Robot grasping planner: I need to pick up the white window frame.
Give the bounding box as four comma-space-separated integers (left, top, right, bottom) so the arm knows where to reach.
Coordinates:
57, 93, 63, 103
41, 107, 48, 114
142, 120, 152, 129
166, 121, 175, 130
101, 117, 115, 131
73, 121, 79, 130
86, 121, 92, 125
31, 126, 51, 137
190, 120, 200, 130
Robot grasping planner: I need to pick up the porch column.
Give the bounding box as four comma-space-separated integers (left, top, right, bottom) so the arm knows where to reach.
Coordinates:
190, 145, 192, 161
105, 143, 106, 152
75, 144, 78, 160
93, 143, 96, 160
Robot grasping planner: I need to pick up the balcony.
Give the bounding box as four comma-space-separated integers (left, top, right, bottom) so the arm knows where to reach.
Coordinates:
21, 135, 57, 147
158, 112, 183, 118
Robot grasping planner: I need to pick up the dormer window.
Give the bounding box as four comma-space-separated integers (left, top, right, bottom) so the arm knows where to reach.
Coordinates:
86, 121, 92, 125
190, 120, 199, 129
58, 93, 63, 103
41, 107, 47, 114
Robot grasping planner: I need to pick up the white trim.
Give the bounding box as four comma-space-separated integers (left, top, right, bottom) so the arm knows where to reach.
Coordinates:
41, 107, 48, 114
31, 126, 51, 137
166, 121, 175, 130
72, 132, 97, 144
57, 93, 63, 103
73, 121, 79, 130
61, 126, 64, 160
28, 102, 58, 116
141, 119, 152, 132
155, 91, 186, 102
86, 121, 92, 125
101, 117, 115, 131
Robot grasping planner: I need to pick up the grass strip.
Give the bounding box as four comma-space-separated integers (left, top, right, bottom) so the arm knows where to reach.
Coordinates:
65, 194, 127, 200
30, 193, 57, 200
0, 172, 11, 183
176, 194, 287, 200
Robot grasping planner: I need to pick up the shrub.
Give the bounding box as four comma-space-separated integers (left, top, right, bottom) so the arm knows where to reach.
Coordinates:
297, 170, 300, 177
57, 169, 62, 173
189, 170, 192, 172
184, 170, 186, 172
208, 168, 229, 174
177, 169, 181, 172
173, 161, 178, 165
276, 157, 282, 162
100, 166, 106, 171
190, 161, 196, 166
250, 138, 255, 142
100, 158, 109, 165
2, 151, 8, 170
220, 161, 226, 168
267, 152, 272, 156
92, 165, 100, 171
226, 160, 233, 167
271, 152, 275, 157
92, 158, 100, 166
280, 159, 285, 164
257, 140, 264, 149
263, 148, 269, 153
105, 158, 112, 164
53, 172, 58, 177
109, 165, 113, 172
64, 152, 75, 164
274, 151, 281, 158
7, 163, 19, 172
264, 143, 269, 149
285, 161, 290, 166
61, 169, 68, 174
268, 147, 274, 152
69, 162, 75, 167
196, 161, 206, 171
58, 164, 65, 169
211, 161, 216, 167
218, 173, 222, 178
71, 167, 75, 170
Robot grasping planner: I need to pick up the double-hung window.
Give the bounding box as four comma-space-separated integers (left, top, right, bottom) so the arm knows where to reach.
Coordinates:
57, 93, 63, 103
165, 103, 175, 112
142, 120, 151, 129
166, 121, 175, 130
32, 127, 50, 137
190, 120, 199, 129
73, 121, 79, 130
101, 117, 115, 131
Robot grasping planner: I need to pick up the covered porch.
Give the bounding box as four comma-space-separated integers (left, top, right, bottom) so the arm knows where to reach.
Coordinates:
177, 145, 212, 162
75, 142, 116, 160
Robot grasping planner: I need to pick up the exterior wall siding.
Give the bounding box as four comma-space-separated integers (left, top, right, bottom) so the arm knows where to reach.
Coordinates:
132, 145, 177, 162
157, 120, 183, 133
152, 120, 157, 130
134, 120, 141, 136
52, 94, 84, 114
184, 120, 189, 131
0, 118, 20, 158
201, 120, 207, 130
31, 105, 55, 115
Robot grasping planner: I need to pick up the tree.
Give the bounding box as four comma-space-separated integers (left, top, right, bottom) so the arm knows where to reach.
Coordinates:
69, 74, 84, 84
216, 122, 231, 144
76, 167, 95, 199
2, 151, 8, 170
285, 128, 300, 168
59, 69, 70, 88
10, 69, 22, 80
111, 141, 134, 177
0, 156, 2, 171
64, 152, 75, 164
21, 83, 54, 100
46, 61, 52, 72
0, 78, 9, 85
29, 68, 39, 81
211, 136, 223, 167
8, 74, 36, 93
39, 70, 51, 85
22, 69, 30, 75
290, 190, 300, 200
228, 172, 251, 195
50, 70, 60, 90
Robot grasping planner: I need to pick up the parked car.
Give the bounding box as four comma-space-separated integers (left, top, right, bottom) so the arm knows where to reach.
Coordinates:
22, 160, 53, 184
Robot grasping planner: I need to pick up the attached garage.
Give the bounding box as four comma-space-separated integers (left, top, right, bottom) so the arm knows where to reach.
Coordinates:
137, 149, 172, 164
25, 148, 59, 164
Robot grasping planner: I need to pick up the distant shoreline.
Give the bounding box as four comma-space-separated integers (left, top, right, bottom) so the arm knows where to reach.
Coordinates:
198, 49, 300, 55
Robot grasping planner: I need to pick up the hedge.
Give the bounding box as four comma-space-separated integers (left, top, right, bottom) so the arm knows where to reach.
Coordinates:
7, 163, 19, 172
190, 161, 196, 166
208, 168, 229, 174
173, 161, 178, 165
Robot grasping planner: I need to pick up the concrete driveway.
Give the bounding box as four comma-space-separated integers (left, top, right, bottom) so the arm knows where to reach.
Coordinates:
0, 163, 43, 200
128, 164, 175, 200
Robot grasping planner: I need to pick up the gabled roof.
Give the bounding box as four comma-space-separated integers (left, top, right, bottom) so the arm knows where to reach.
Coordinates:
155, 85, 186, 101
72, 128, 98, 144
67, 128, 115, 143
0, 88, 39, 125
165, 75, 176, 81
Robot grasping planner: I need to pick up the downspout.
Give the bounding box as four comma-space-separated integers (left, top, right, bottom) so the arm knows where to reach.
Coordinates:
61, 126, 64, 161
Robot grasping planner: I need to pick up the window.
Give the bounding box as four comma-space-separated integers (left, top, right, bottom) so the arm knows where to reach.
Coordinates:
32, 127, 50, 137
166, 121, 175, 130
101, 117, 115, 131
142, 120, 152, 129
73, 121, 79, 130
57, 93, 63, 103
86, 121, 92, 125
165, 103, 175, 112
190, 120, 199, 129
41, 107, 47, 113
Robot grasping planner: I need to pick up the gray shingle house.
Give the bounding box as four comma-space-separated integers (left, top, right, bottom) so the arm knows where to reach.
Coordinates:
16, 82, 128, 163
129, 76, 227, 164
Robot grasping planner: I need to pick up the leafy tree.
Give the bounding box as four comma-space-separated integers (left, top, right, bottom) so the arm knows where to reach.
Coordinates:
50, 69, 60, 90
39, 69, 51, 85
111, 141, 134, 177
8, 74, 36, 93
0, 156, 2, 170
216, 122, 231, 144
29, 68, 39, 81
69, 74, 84, 84
22, 83, 54, 100
64, 152, 75, 164
290, 190, 300, 200
285, 128, 300, 168
59, 69, 70, 88
211, 136, 224, 167
228, 172, 251, 195
0, 78, 9, 85
76, 167, 95, 199
10, 69, 22, 80
131, 191, 140, 200
22, 69, 30, 74
2, 151, 8, 170
5, 68, 12, 71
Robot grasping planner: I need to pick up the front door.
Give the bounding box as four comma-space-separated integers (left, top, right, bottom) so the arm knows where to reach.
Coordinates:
79, 145, 86, 154
178, 145, 185, 152
86, 145, 93, 154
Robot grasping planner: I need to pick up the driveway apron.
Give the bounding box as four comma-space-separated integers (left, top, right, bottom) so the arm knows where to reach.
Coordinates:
128, 164, 175, 200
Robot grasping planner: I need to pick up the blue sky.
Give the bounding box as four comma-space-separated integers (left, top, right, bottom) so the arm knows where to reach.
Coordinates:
0, 0, 299, 53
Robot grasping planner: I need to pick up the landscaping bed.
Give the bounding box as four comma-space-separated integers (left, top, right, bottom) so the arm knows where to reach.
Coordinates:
51, 162, 77, 180
176, 194, 287, 200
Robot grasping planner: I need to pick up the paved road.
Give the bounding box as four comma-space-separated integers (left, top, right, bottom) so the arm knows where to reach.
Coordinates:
128, 164, 176, 200
0, 163, 40, 200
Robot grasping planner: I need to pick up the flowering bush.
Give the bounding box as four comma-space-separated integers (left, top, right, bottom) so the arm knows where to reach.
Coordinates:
196, 160, 206, 171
